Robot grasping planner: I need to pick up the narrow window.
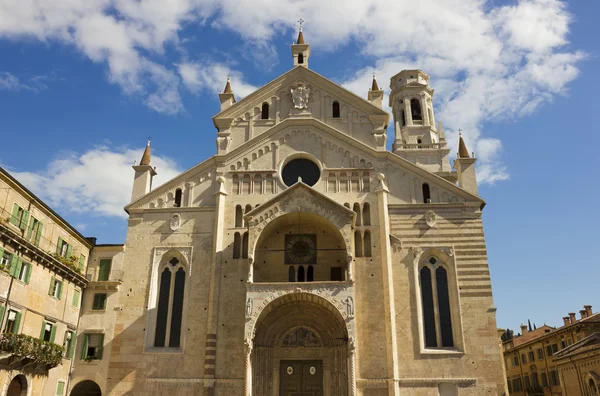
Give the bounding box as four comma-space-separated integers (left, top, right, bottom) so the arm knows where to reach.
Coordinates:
98, 259, 111, 281
243, 204, 252, 227
339, 173, 348, 193
436, 267, 454, 347
332, 101, 340, 118
92, 293, 107, 310
351, 172, 360, 192
288, 266, 295, 282
362, 203, 371, 226
242, 232, 249, 259
298, 53, 304, 64
253, 174, 262, 194
235, 205, 243, 228
233, 233, 241, 259
154, 268, 171, 347
242, 175, 251, 194
354, 231, 363, 257
417, 138, 422, 148
261, 103, 269, 120
363, 231, 372, 257
174, 188, 182, 208
169, 268, 186, 347
362, 173, 370, 192
233, 175, 240, 195
297, 266, 305, 282
411, 98, 422, 121
420, 267, 437, 347
265, 174, 274, 194
400, 109, 406, 127
353, 203, 361, 226
422, 183, 431, 203
307, 266, 314, 282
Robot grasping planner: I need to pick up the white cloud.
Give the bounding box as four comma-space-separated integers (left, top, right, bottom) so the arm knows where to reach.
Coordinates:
9, 146, 181, 218
0, 71, 53, 92
177, 61, 257, 99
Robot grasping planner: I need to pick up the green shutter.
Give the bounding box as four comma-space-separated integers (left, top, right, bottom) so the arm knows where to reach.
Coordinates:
26, 218, 34, 240
72, 290, 80, 307
79, 254, 85, 271
24, 263, 32, 284
35, 222, 43, 247
66, 244, 73, 259
0, 306, 5, 325
97, 334, 104, 359
19, 210, 29, 231
13, 258, 22, 280
13, 312, 21, 334
10, 204, 20, 226
56, 381, 65, 395
8, 255, 18, 276
98, 259, 111, 281
48, 278, 56, 296
57, 281, 63, 300
0, 246, 4, 260
56, 237, 63, 254
68, 331, 76, 359
80, 334, 89, 360
49, 324, 56, 343
40, 320, 46, 339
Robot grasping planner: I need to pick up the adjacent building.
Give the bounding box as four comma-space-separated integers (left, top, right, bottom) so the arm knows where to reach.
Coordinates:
0, 167, 91, 396
501, 306, 600, 395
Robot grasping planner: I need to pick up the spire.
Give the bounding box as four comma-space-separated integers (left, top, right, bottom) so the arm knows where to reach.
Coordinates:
140, 139, 151, 166
371, 73, 380, 91
223, 77, 232, 94
458, 132, 470, 158
297, 18, 305, 44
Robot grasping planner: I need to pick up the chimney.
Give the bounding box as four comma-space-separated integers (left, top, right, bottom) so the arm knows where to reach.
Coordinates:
580, 310, 588, 320
584, 305, 593, 317
563, 317, 570, 326
568, 312, 577, 324
520, 324, 528, 334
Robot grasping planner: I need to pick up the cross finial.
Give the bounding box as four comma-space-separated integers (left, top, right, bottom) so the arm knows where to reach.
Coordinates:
458, 128, 463, 136
147, 136, 151, 145
298, 18, 304, 31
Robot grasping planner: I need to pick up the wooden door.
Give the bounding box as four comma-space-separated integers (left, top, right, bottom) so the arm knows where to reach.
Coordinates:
280, 360, 323, 396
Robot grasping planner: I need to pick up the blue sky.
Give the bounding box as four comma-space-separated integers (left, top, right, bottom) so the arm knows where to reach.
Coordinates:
0, 0, 598, 331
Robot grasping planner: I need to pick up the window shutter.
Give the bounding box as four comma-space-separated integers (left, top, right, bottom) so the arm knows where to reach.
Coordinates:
40, 320, 47, 339
0, 246, 4, 260
68, 331, 76, 359
56, 238, 63, 254
97, 334, 105, 359
13, 312, 21, 334
79, 255, 85, 271
9, 255, 18, 277
0, 306, 5, 325
80, 334, 89, 360
13, 258, 23, 279
10, 204, 20, 226
50, 324, 56, 343
72, 290, 80, 307
24, 263, 32, 284
26, 217, 34, 240
19, 210, 29, 230
35, 222, 43, 247
48, 278, 56, 296
57, 281, 63, 300
66, 244, 73, 258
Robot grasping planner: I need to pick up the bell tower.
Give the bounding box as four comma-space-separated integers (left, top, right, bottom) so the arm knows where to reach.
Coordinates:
388, 70, 452, 176
291, 19, 310, 68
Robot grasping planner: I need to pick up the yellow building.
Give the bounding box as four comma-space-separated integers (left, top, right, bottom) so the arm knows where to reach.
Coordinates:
554, 333, 600, 396
502, 306, 600, 395
0, 168, 92, 396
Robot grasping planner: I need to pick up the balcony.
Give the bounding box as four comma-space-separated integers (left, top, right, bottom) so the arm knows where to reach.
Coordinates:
0, 333, 65, 374
396, 143, 443, 150
85, 269, 123, 291
525, 386, 545, 395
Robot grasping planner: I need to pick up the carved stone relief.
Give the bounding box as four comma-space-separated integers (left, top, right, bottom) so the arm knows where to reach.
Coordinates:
169, 214, 181, 231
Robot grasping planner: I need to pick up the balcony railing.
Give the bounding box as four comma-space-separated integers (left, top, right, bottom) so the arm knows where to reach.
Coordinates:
86, 269, 124, 283
396, 143, 443, 150
525, 386, 545, 395
0, 333, 65, 370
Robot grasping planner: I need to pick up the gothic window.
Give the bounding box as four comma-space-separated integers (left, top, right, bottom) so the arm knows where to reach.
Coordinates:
298, 53, 304, 64
154, 256, 186, 348
235, 205, 243, 228
354, 231, 363, 257
233, 233, 241, 259
364, 231, 372, 257
233, 175, 240, 195
297, 266, 305, 282
244, 204, 252, 227
261, 103, 269, 119
332, 101, 340, 118
253, 174, 262, 194
307, 266, 314, 282
411, 98, 422, 121
422, 183, 431, 203
419, 256, 455, 348
174, 188, 182, 208
289, 266, 295, 282
362, 203, 371, 226
242, 232, 249, 259
353, 203, 361, 226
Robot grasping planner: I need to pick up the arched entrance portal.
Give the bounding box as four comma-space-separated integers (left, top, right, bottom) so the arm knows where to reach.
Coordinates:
71, 380, 102, 396
250, 293, 353, 396
6, 375, 27, 396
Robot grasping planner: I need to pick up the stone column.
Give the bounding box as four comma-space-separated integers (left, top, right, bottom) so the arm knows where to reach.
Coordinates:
348, 338, 357, 396
404, 98, 413, 126
420, 94, 429, 126
245, 339, 253, 396
347, 255, 354, 282
247, 257, 254, 283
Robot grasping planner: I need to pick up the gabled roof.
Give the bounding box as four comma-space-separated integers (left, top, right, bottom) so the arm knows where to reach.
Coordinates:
553, 333, 600, 360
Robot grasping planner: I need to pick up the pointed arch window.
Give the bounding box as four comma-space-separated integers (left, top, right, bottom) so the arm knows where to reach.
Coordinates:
297, 266, 305, 282
363, 231, 372, 257
233, 175, 240, 195
174, 188, 182, 208
353, 203, 362, 226
354, 231, 363, 258
253, 174, 262, 194
235, 205, 243, 228
242, 232, 249, 259
307, 266, 314, 282
419, 257, 454, 348
422, 183, 431, 203
154, 257, 187, 348
332, 101, 340, 118
298, 53, 304, 64
261, 103, 269, 120
289, 266, 296, 282
362, 203, 371, 226
411, 98, 422, 121
233, 233, 241, 259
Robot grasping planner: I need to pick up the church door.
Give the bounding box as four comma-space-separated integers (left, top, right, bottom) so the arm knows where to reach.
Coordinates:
280, 360, 323, 396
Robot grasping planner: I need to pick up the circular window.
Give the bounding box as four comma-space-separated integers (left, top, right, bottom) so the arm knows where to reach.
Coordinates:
281, 158, 320, 187
429, 257, 437, 265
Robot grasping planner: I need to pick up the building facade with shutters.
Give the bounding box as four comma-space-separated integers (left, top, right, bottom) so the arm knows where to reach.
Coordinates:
69, 29, 506, 395
0, 167, 92, 396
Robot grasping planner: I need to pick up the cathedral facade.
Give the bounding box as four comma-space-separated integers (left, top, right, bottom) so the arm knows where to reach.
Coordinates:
71, 29, 506, 395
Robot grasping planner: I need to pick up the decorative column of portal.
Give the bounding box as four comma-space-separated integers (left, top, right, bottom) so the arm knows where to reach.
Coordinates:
348, 337, 357, 396
244, 339, 253, 396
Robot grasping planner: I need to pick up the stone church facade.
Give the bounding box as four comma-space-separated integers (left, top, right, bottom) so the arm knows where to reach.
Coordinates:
71, 29, 505, 395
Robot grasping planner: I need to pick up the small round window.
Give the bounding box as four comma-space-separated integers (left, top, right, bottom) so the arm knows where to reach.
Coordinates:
281, 158, 320, 187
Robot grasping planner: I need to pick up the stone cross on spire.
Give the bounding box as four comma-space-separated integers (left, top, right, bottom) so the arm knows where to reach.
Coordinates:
298, 18, 304, 31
